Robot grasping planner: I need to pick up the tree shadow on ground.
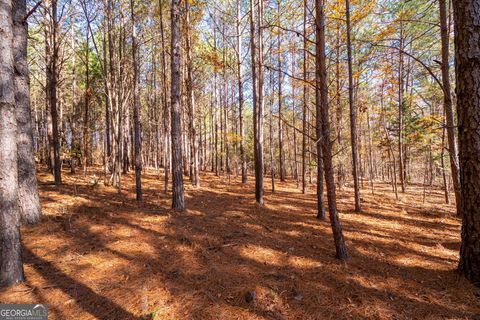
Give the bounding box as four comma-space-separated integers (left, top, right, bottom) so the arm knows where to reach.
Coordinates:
23, 247, 141, 320
0, 170, 477, 320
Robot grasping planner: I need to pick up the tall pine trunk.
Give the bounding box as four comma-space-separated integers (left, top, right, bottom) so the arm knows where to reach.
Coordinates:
131, 0, 142, 201
314, 2, 326, 220
398, 21, 406, 193
170, 0, 185, 211
46, 0, 62, 184
250, 0, 264, 204
159, 0, 170, 193
185, 0, 199, 187
346, 0, 361, 212
439, 0, 461, 214
454, 0, 480, 285
13, 0, 41, 224
237, 0, 247, 184
83, 8, 90, 177
316, 0, 348, 260
277, 0, 285, 182
301, 0, 308, 194
0, 0, 24, 287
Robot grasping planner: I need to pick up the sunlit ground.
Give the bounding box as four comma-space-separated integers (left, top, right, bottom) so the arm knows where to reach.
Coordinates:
0, 167, 477, 319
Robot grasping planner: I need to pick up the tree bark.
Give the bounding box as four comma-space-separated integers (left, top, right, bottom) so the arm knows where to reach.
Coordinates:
398, 21, 406, 193
277, 0, 285, 182
45, 0, 62, 185
0, 0, 24, 287
70, 21, 78, 174
185, 0, 199, 188
439, 0, 461, 214
170, 0, 185, 211
250, 0, 264, 204
316, 0, 348, 260
346, 0, 361, 212
453, 0, 480, 285
237, 0, 247, 184
302, 0, 308, 194
13, 0, 41, 224
131, 0, 142, 201
291, 46, 299, 184
314, 2, 326, 221
269, 72, 275, 193
159, 0, 170, 193
441, 120, 449, 204
83, 5, 90, 177
335, 17, 345, 190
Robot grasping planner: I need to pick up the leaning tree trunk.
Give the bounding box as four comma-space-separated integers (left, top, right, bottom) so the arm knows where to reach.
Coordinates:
316, 0, 348, 260
453, 0, 480, 285
0, 0, 24, 287
13, 0, 42, 224
170, 0, 185, 211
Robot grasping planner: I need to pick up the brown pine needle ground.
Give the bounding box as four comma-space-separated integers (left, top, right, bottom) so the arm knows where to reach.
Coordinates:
1, 168, 478, 319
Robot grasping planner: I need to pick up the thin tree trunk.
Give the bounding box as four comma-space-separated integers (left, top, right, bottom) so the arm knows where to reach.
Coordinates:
250, 0, 264, 204
441, 116, 449, 204
277, 0, 285, 182
102, 10, 111, 181
236, 0, 247, 184
269, 72, 275, 193
70, 20, 77, 174
382, 84, 399, 200
439, 0, 461, 214
131, 0, 142, 201
159, 0, 170, 193
316, 0, 348, 260
346, 0, 361, 211
213, 18, 219, 176
185, 0, 199, 187
366, 110, 375, 195
291, 45, 299, 184
302, 0, 308, 194
83, 9, 90, 177
313, 0, 326, 220
398, 21, 406, 193
46, 0, 62, 184
170, 0, 185, 211
335, 17, 345, 190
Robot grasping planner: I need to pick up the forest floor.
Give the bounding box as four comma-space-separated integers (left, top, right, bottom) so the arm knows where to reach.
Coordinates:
0, 167, 479, 320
